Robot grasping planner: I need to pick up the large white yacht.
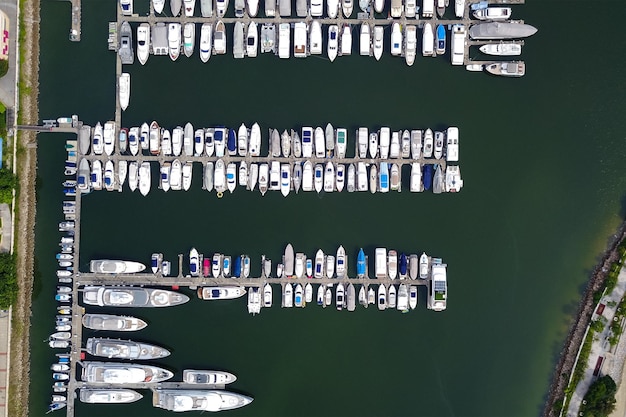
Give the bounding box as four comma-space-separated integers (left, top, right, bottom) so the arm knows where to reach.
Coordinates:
479, 42, 522, 56
405, 25, 417, 66
390, 23, 402, 56
82, 314, 148, 332
136, 24, 150, 65
328, 25, 338, 62
82, 287, 190, 307
81, 362, 174, 384
138, 162, 151, 196
310, 21, 322, 55
89, 260, 145, 274
80, 389, 142, 404
247, 22, 258, 57
85, 338, 170, 360
168, 23, 181, 61
153, 389, 253, 412
340, 24, 352, 56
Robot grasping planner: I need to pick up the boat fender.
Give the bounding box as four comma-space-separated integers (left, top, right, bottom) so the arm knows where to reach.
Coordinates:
216, 191, 223, 198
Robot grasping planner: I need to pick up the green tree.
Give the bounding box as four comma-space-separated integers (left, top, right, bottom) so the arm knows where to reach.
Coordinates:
0, 59, 7, 78
0, 253, 16, 308
580, 375, 617, 417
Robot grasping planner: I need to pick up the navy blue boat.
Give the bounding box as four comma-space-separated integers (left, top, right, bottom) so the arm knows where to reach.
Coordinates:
227, 129, 236, 154
423, 164, 433, 190
399, 253, 408, 277
233, 256, 242, 278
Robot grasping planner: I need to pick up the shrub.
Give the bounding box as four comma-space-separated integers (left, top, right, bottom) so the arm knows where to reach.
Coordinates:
0, 59, 7, 78
580, 375, 617, 417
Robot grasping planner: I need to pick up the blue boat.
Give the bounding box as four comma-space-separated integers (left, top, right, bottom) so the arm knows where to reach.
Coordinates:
436, 25, 446, 55
423, 164, 433, 190
234, 256, 242, 278
356, 248, 366, 278
379, 162, 389, 192
399, 253, 408, 277
470, 0, 488, 10
214, 128, 224, 156
227, 129, 236, 154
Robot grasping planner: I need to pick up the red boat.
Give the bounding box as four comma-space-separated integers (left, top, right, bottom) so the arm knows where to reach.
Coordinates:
203, 258, 210, 277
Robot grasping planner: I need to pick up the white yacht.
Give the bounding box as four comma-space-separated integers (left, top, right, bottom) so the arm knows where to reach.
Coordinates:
197, 286, 247, 300
216, 0, 229, 16
423, 128, 434, 157
80, 389, 142, 404
269, 161, 280, 191
292, 130, 302, 158
149, 121, 160, 155
360, 23, 370, 56
335, 128, 347, 158
428, 262, 447, 311
213, 159, 226, 193
357, 162, 367, 192
314, 164, 323, 193
161, 129, 172, 156
293, 163, 302, 193
323, 162, 335, 192
314, 249, 324, 278
390, 163, 400, 191
314, 127, 325, 158
369, 132, 378, 158
335, 282, 345, 310
171, 126, 183, 156
153, 389, 253, 412
183, 122, 194, 156
282, 283, 293, 307
103, 121, 115, 156
127, 161, 138, 192
183, 369, 237, 385
247, 0, 259, 15
377, 284, 387, 310
374, 0, 383, 12
171, 0, 182, 15
226, 162, 237, 192
295, 253, 305, 278
153, 0, 165, 13
340, 24, 352, 56
278, 23, 290, 59
263, 283, 272, 307
455, 0, 464, 17
168, 23, 181, 61
184, 0, 196, 15
82, 314, 147, 332
327, 0, 339, 17
379, 127, 390, 158
446, 127, 459, 162
342, 0, 353, 17
369, 163, 377, 193
419, 252, 429, 279
237, 124, 248, 156
182, 161, 193, 191
281, 130, 291, 157
183, 23, 195, 57
391, 23, 402, 56
479, 42, 522, 56
81, 362, 173, 384
410, 129, 422, 159
388, 284, 397, 309
357, 127, 368, 158
92, 122, 104, 155
239, 161, 248, 187
199, 23, 212, 62
160, 162, 171, 192
280, 163, 291, 197
294, 22, 308, 58
473, 6, 512, 20
170, 159, 182, 190
302, 161, 313, 191
261, 23, 276, 53
258, 163, 268, 195
336, 246, 346, 278
379, 162, 389, 192
410, 162, 422, 192
301, 126, 313, 157
336, 164, 345, 192
485, 61, 526, 77
434, 131, 444, 159
328, 25, 339, 62
422, 22, 434, 57
445, 165, 463, 192
310, 20, 322, 55
405, 25, 417, 66
104, 160, 115, 191
246, 22, 258, 57
89, 260, 146, 274
85, 337, 170, 360
409, 285, 418, 309
233, 21, 245, 58
249, 123, 261, 156
137, 24, 150, 65
373, 26, 383, 61
248, 163, 258, 191
294, 284, 304, 307
214, 21, 226, 54
204, 162, 214, 191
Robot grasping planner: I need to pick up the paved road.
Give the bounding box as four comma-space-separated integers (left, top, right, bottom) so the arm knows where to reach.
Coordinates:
0, 0, 16, 109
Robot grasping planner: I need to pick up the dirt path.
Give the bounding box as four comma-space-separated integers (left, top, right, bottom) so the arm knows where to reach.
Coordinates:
9, 0, 40, 415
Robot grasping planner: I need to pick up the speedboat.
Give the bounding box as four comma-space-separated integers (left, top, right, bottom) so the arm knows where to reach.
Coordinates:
326, 255, 335, 278
360, 23, 370, 56
378, 162, 389, 193
247, 0, 259, 15
214, 127, 226, 157
82, 287, 189, 307
136, 23, 150, 65
357, 127, 368, 158
455, 0, 464, 17
369, 163, 377, 193
306, 259, 313, 278
335, 283, 345, 311
302, 161, 313, 191
168, 23, 181, 61
374, 0, 383, 12
89, 260, 146, 274
233, 21, 245, 58
388, 284, 397, 309
379, 127, 390, 158
390, 23, 402, 56
153, 389, 253, 412
388, 250, 398, 279
310, 21, 322, 54
92, 122, 104, 155
436, 25, 446, 55
327, 0, 338, 17
81, 362, 174, 384
314, 164, 323, 193
328, 25, 339, 62
347, 164, 355, 193
203, 128, 214, 156
270, 129, 280, 157
357, 162, 367, 192
485, 61, 526, 77
336, 246, 346, 278
170, 159, 182, 191
149, 121, 160, 155
216, 0, 229, 16
80, 389, 143, 404
214, 159, 226, 193
419, 252, 429, 279
85, 337, 170, 360
151, 253, 163, 274
214, 21, 226, 54
410, 162, 422, 192
336, 164, 345, 192
377, 284, 387, 310
373, 26, 383, 61
390, 163, 400, 191
324, 287, 332, 307
261, 23, 276, 53
183, 369, 237, 385
315, 127, 325, 158
314, 249, 324, 278
445, 165, 464, 192
258, 163, 268, 195
77, 158, 91, 192
423, 128, 433, 157
237, 124, 248, 156
247, 22, 258, 57
479, 42, 522, 56
428, 262, 447, 311
409, 285, 418, 309
294, 284, 304, 307
199, 23, 212, 62
446, 127, 460, 163
335, 128, 347, 158
284, 244, 295, 277
278, 23, 290, 58
422, 22, 434, 56
82, 314, 148, 332
358, 285, 367, 308
305, 283, 313, 304
342, 0, 353, 17
263, 283, 273, 307
183, 23, 195, 57
405, 25, 416, 66
294, 22, 307, 58
317, 285, 325, 305
302, 126, 313, 157
282, 283, 293, 308
324, 162, 334, 192
401, 130, 410, 158
184, 122, 194, 156
119, 73, 130, 111
226, 162, 237, 193
103, 121, 115, 156
223, 256, 231, 277
340, 24, 352, 56
189, 247, 199, 276
409, 254, 418, 280
473, 6, 512, 20
197, 286, 247, 300
211, 254, 222, 278
434, 131, 444, 159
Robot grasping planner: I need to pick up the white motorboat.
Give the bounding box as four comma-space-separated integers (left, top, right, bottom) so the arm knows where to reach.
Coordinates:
80, 389, 143, 404
340, 24, 352, 56
374, 0, 383, 12
261, 23, 276, 53
335, 283, 345, 310
310, 21, 322, 55
357, 162, 367, 191
153, 389, 253, 412
377, 284, 387, 310
233, 21, 245, 58
342, 0, 353, 17
280, 163, 291, 197
182, 161, 193, 191
359, 23, 370, 56
248, 123, 261, 156
138, 162, 151, 196
248, 163, 258, 191
328, 25, 339, 62
335, 128, 347, 158
378, 162, 389, 193
103, 121, 115, 156
325, 124, 334, 156
434, 131, 444, 159
314, 249, 324, 278
183, 369, 237, 385
170, 159, 182, 190
184, 122, 194, 156
325, 287, 332, 307
473, 6, 512, 20
428, 262, 447, 312
479, 42, 522, 56
294, 253, 305, 278
278, 23, 290, 59
168, 23, 181, 61
247, 22, 258, 57
281, 130, 291, 157
409, 285, 418, 309
305, 282, 313, 303
446, 127, 459, 162
237, 124, 248, 156
92, 122, 104, 155
314, 127, 325, 158
294, 284, 304, 307
369, 163, 377, 193
373, 26, 383, 61
214, 159, 226, 193
204, 161, 214, 192
323, 162, 334, 192
153, 0, 165, 13
199, 23, 212, 62
282, 283, 293, 308
388, 284, 397, 309
391, 23, 402, 56
445, 165, 463, 192
204, 128, 214, 157
419, 252, 429, 279
216, 0, 229, 16
336, 164, 345, 192
410, 129, 422, 159
128, 162, 138, 192
247, 0, 259, 15
485, 61, 526, 77
326, 255, 335, 278
301, 126, 313, 157
161, 129, 172, 156
214, 127, 226, 157
410, 162, 422, 192
258, 163, 268, 195
170, 126, 183, 156
118, 73, 130, 111
160, 162, 171, 192
183, 23, 195, 57
422, 22, 434, 56
366, 132, 377, 158
184, 0, 196, 15
149, 121, 160, 155
390, 163, 400, 191
293, 163, 302, 193
347, 163, 356, 192
336, 246, 346, 278
314, 164, 323, 193
405, 25, 417, 66
103, 160, 115, 191
294, 22, 308, 58
317, 284, 325, 305
302, 161, 313, 191
263, 283, 272, 307
379, 127, 390, 158
171, 0, 182, 15
269, 161, 280, 191
211, 254, 222, 278
388, 250, 398, 279
89, 260, 145, 274
214, 21, 226, 54
81, 362, 174, 384
85, 337, 170, 360
423, 128, 434, 157
270, 128, 280, 157
226, 162, 237, 193
197, 286, 247, 300
239, 161, 248, 187
357, 127, 368, 158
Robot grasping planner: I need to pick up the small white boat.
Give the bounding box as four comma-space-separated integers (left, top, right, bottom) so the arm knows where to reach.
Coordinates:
388, 284, 397, 309
328, 25, 339, 62
336, 246, 347, 278
374, 0, 383, 12
410, 162, 422, 192
258, 163, 269, 195
347, 164, 356, 193
302, 161, 313, 192
325, 287, 332, 307
263, 283, 272, 307
160, 162, 171, 192
214, 159, 226, 193
281, 130, 291, 157
336, 164, 345, 192
269, 161, 280, 191
317, 284, 325, 305
323, 162, 334, 193
153, 0, 165, 13
446, 127, 459, 162
184, 0, 196, 15
293, 163, 302, 193
119, 73, 130, 111
314, 249, 324, 278
294, 284, 304, 307
161, 129, 172, 156
466, 63, 484, 72
357, 162, 367, 192
434, 131, 444, 159
373, 26, 383, 61
314, 164, 323, 193
369, 163, 377, 193
294, 22, 308, 58
92, 123, 104, 155
280, 163, 291, 197
357, 127, 368, 158
292, 130, 302, 158
423, 128, 434, 158
183, 23, 195, 57
359, 23, 370, 56
390, 163, 400, 191
170, 159, 182, 191
247, 22, 258, 57
335, 283, 345, 310
128, 162, 138, 192
233, 21, 245, 58
310, 21, 322, 55
216, 0, 228, 16
149, 121, 160, 155
226, 162, 237, 193
377, 284, 387, 310
183, 122, 194, 156
301, 126, 313, 157
201, 0, 213, 15
422, 23, 435, 57
326, 255, 335, 278
168, 23, 181, 61
314, 127, 325, 158
282, 283, 293, 308
445, 165, 463, 192
278, 23, 290, 59
199, 23, 212, 62
335, 128, 347, 158
182, 161, 193, 191
391, 23, 402, 56
479, 42, 522, 56
409, 285, 418, 309
455, 0, 464, 17
247, 0, 259, 16
104, 160, 115, 191
197, 286, 246, 300
214, 21, 226, 54
410, 130, 422, 159
473, 6, 512, 20
239, 161, 248, 187
419, 252, 429, 279
103, 121, 115, 156
171, 126, 183, 156
405, 26, 417, 66
340, 25, 352, 56
342, 0, 353, 17
378, 162, 389, 193
171, 0, 182, 15
248, 163, 258, 191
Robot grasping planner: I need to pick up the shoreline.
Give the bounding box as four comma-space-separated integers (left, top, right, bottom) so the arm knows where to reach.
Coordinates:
543, 220, 626, 417
10, 0, 40, 415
